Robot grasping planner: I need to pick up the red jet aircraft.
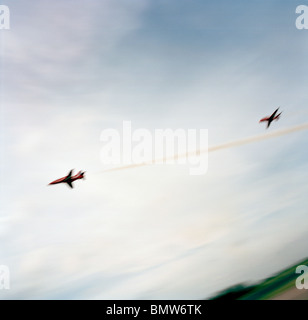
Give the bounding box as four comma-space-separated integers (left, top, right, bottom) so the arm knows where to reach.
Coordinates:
48, 169, 85, 189
259, 108, 282, 128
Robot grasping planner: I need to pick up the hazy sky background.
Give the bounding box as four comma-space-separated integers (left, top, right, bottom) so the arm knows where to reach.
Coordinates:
1, 0, 308, 299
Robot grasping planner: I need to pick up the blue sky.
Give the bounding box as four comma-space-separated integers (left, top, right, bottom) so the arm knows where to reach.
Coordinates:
1, 0, 308, 299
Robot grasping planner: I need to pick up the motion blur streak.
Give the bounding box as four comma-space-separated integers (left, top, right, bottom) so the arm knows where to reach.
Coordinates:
102, 123, 308, 173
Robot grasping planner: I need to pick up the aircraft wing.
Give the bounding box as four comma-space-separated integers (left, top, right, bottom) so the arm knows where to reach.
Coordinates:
66, 181, 74, 188
270, 108, 279, 119
67, 169, 73, 179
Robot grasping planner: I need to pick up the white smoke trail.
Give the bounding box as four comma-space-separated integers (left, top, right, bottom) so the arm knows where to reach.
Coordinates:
101, 123, 308, 173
